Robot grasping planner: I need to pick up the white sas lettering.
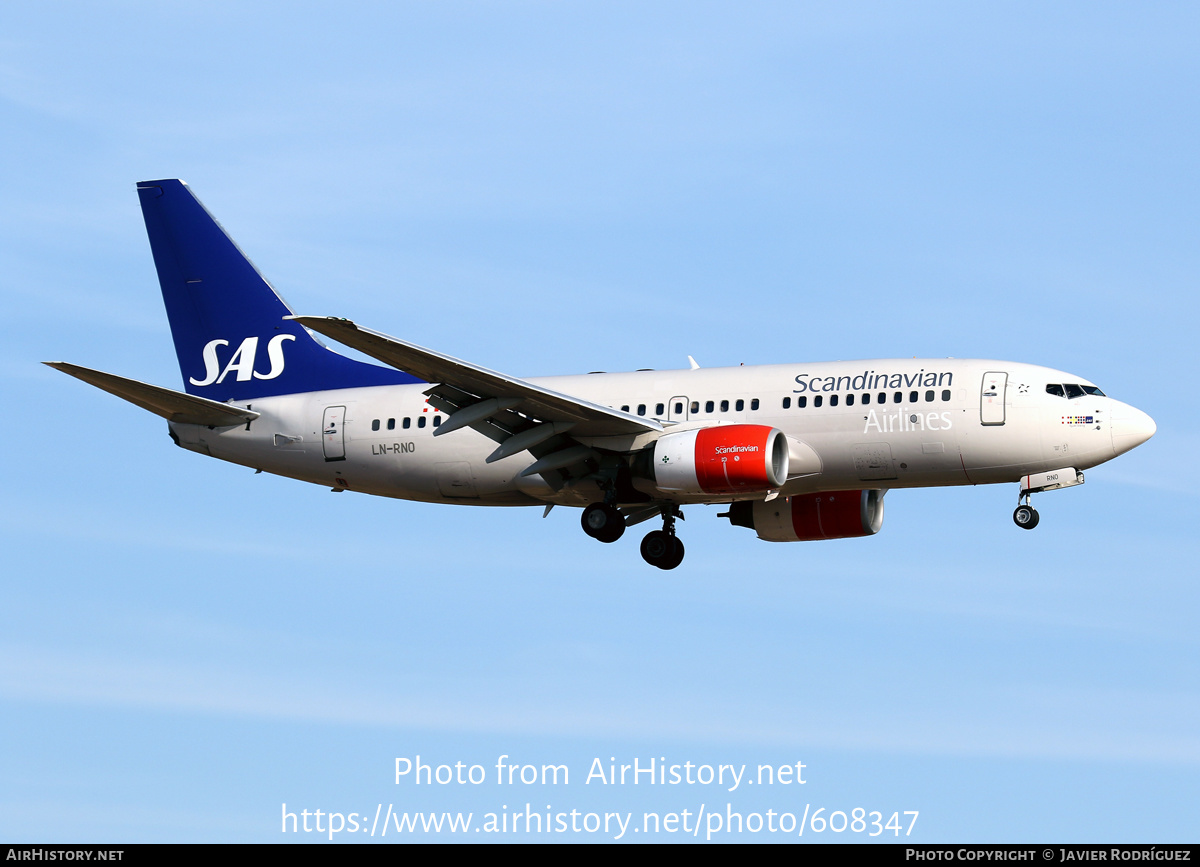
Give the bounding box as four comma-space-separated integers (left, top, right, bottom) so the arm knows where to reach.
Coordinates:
219, 336, 260, 382
255, 334, 296, 380
189, 334, 296, 386
190, 339, 229, 386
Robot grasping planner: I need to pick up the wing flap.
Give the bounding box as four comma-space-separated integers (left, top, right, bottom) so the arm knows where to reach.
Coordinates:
45, 362, 260, 426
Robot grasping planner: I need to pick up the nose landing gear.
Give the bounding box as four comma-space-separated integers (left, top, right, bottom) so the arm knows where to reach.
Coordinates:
1013, 468, 1085, 530
1013, 498, 1040, 530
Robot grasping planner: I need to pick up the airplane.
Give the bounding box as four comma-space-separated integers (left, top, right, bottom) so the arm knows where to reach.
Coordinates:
47, 179, 1157, 570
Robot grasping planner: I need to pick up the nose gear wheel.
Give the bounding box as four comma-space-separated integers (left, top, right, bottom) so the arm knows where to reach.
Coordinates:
1013, 504, 1040, 529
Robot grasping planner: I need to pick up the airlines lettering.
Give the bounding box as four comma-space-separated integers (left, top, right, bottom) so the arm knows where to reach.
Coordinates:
190, 335, 297, 386
863, 409, 953, 434
794, 369, 953, 393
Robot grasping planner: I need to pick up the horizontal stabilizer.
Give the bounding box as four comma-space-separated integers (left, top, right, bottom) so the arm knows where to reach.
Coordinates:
45, 362, 260, 426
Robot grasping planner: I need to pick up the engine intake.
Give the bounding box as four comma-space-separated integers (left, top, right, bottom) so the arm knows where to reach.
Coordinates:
652, 424, 789, 496
724, 489, 885, 542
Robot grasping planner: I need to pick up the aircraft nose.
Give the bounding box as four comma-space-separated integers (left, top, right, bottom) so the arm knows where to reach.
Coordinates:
1111, 404, 1156, 456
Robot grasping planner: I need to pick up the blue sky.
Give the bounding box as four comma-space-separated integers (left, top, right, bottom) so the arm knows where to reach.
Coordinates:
2, 1, 1197, 842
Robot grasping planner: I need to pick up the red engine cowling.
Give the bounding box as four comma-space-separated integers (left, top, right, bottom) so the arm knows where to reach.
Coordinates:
653, 424, 789, 496
733, 489, 885, 542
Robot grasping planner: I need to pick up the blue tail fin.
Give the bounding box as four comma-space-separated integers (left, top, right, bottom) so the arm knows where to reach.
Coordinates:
137, 179, 421, 401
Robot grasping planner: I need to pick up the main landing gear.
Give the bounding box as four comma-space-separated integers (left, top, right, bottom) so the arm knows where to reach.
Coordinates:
580, 501, 686, 570
1013, 496, 1040, 530
640, 507, 685, 571
581, 502, 625, 543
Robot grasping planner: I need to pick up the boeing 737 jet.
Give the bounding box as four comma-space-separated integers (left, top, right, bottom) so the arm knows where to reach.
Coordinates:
48, 180, 1157, 569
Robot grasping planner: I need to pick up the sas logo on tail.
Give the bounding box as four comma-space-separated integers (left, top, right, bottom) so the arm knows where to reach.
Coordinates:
190, 335, 296, 386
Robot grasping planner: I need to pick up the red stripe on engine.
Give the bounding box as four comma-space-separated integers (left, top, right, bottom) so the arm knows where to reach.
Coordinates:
789, 490, 865, 540
693, 425, 774, 494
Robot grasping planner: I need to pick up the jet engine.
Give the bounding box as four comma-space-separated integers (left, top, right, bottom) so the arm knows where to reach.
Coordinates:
723, 489, 885, 542
650, 424, 789, 496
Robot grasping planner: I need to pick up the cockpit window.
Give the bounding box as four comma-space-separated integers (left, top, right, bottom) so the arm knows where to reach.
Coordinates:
1047, 383, 1106, 399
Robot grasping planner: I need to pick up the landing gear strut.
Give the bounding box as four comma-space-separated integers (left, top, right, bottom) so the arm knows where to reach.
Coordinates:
1013, 495, 1040, 530
641, 506, 685, 570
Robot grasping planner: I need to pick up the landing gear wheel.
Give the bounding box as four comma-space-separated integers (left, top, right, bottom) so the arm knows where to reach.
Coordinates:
581, 502, 625, 543
663, 536, 685, 570
640, 530, 685, 570
1013, 504, 1040, 530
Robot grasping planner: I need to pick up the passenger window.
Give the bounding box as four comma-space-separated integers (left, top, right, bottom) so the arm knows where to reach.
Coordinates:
782, 397, 791, 409
861, 393, 870, 405
893, 392, 903, 403
371, 419, 380, 431
751, 398, 760, 410
735, 399, 744, 411
909, 391, 919, 403
846, 394, 855, 406
942, 390, 951, 401
797, 396, 807, 408
403, 417, 411, 429
675, 402, 684, 414
705, 400, 714, 413
720, 400, 729, 412
878, 393, 887, 404
830, 394, 839, 407
387, 418, 396, 430
925, 390, 934, 402
418, 416, 426, 429
433, 416, 441, 428
637, 404, 646, 416
621, 405, 630, 412
814, 395, 823, 408
690, 401, 699, 414
656, 403, 665, 415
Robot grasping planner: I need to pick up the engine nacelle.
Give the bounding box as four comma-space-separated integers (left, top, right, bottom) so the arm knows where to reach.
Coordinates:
652, 424, 789, 496
725, 489, 885, 542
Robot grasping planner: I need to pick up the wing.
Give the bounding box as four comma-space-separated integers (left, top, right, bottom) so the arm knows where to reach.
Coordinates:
289, 316, 660, 437
288, 315, 664, 485
45, 362, 260, 426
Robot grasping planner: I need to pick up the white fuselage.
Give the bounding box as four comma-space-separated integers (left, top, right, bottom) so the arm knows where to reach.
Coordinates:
169, 358, 1150, 509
